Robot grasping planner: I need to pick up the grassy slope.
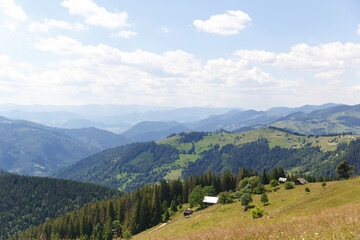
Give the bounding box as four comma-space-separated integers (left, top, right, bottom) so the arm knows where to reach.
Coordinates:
159, 128, 357, 180
135, 177, 360, 240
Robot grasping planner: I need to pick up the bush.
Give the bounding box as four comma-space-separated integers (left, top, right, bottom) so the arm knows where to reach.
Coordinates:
284, 182, 294, 190
260, 192, 269, 205
321, 182, 326, 187
218, 191, 233, 204
305, 187, 310, 192
253, 183, 266, 194
251, 206, 265, 219
240, 193, 253, 207
270, 179, 279, 188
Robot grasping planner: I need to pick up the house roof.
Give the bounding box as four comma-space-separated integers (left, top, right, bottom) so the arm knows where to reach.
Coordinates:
278, 177, 287, 182
203, 196, 218, 204
296, 178, 308, 184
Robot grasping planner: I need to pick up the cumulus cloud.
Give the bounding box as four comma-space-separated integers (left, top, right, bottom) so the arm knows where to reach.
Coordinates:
193, 10, 251, 35
111, 30, 137, 38
0, 0, 27, 21
61, 0, 130, 29
28, 19, 86, 32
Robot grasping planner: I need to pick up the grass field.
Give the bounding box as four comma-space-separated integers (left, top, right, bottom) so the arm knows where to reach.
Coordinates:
134, 177, 360, 240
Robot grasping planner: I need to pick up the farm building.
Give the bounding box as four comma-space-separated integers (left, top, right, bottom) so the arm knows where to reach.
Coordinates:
203, 196, 219, 205
295, 178, 308, 185
278, 177, 287, 183
183, 209, 193, 216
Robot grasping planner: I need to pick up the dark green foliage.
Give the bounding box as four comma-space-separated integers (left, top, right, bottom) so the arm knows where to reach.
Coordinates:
336, 160, 355, 179
56, 141, 180, 191
240, 193, 253, 207
251, 206, 265, 219
253, 183, 266, 194
322, 182, 326, 187
189, 185, 205, 208
178, 131, 208, 143
270, 179, 279, 187
0, 174, 119, 240
284, 182, 295, 190
260, 192, 269, 205
305, 187, 310, 192
203, 185, 216, 196
218, 192, 233, 204
183, 139, 326, 178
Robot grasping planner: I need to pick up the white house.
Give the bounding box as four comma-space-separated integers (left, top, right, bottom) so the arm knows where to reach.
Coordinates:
203, 196, 218, 205
278, 177, 287, 183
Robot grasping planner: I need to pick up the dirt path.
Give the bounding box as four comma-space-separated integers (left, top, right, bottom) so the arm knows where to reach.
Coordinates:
147, 223, 167, 235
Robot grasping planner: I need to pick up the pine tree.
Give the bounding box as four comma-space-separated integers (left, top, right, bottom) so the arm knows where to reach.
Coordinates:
151, 186, 162, 225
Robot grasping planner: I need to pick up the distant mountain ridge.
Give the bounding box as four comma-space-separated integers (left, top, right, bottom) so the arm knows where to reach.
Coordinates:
271, 104, 360, 135
0, 116, 129, 176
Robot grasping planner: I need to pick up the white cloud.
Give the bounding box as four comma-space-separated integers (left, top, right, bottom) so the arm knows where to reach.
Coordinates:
193, 10, 251, 35
28, 19, 86, 32
234, 50, 276, 63
61, 0, 130, 29
111, 30, 137, 38
0, 0, 27, 21
274, 42, 360, 70
314, 70, 344, 80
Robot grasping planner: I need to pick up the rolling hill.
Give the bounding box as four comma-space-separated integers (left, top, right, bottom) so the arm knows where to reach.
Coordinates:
0, 116, 129, 176
271, 104, 360, 135
56, 128, 358, 191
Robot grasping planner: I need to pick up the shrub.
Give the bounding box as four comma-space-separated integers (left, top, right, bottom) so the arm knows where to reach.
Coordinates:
270, 179, 279, 188
251, 206, 265, 219
284, 182, 294, 190
218, 191, 233, 204
322, 182, 326, 188
260, 192, 269, 205
240, 193, 252, 207
253, 183, 266, 194
305, 187, 310, 192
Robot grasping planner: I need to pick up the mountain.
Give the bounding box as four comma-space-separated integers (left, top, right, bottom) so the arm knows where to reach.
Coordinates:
0, 116, 128, 176
56, 128, 358, 191
266, 103, 340, 114
121, 121, 190, 142
270, 104, 360, 135
0, 174, 120, 240
191, 109, 282, 132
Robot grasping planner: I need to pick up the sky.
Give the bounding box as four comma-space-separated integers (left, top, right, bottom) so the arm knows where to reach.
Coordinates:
0, 0, 360, 110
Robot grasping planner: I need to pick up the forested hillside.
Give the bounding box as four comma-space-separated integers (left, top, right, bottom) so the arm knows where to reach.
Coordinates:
0, 174, 120, 240
56, 128, 357, 190
16, 168, 323, 240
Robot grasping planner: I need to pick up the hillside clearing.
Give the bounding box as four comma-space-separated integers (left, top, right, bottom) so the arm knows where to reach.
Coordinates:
134, 177, 360, 240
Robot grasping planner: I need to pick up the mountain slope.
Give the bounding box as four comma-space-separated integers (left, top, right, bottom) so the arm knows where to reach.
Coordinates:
0, 116, 128, 175
135, 177, 360, 240
56, 128, 358, 190
122, 121, 190, 142
271, 104, 360, 135
0, 174, 120, 240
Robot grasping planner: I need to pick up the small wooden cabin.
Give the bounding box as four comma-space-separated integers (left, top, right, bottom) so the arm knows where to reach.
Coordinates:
295, 178, 308, 185
183, 209, 193, 216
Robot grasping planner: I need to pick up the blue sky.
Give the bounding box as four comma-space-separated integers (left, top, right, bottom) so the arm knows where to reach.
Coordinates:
0, 0, 360, 110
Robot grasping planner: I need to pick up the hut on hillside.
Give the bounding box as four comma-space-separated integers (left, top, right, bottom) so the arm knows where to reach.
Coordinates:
183, 209, 193, 216
278, 177, 287, 183
295, 178, 308, 185
203, 196, 219, 205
